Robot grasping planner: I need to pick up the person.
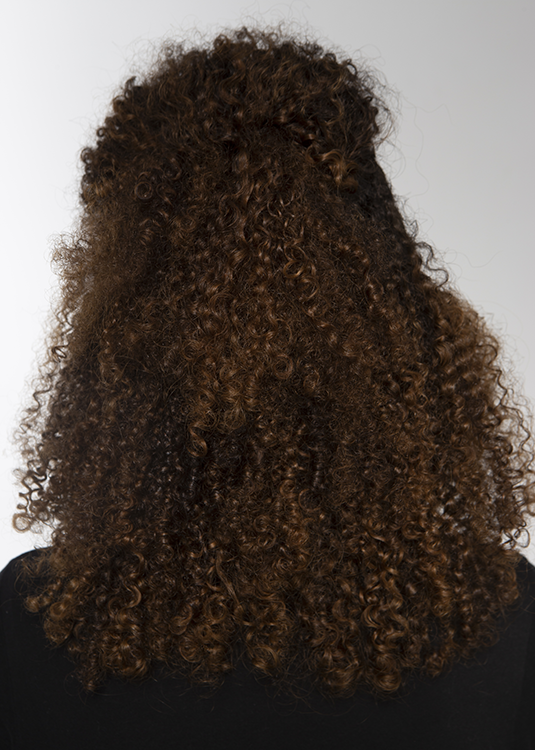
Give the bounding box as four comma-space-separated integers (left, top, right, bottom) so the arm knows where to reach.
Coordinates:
1, 26, 534, 749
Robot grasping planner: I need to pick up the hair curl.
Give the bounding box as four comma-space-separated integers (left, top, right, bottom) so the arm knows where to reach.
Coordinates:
15, 26, 535, 697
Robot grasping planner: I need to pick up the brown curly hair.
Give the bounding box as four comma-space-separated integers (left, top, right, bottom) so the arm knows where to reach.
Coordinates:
15, 26, 535, 697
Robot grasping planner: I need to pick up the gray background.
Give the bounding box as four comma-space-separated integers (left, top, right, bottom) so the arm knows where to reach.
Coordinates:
1, 0, 534, 569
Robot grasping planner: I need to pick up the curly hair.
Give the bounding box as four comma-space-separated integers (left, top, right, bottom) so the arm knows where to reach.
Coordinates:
15, 26, 535, 697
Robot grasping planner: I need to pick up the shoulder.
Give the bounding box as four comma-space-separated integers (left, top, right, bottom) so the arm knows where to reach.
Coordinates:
514, 554, 535, 610
0, 549, 49, 605
0, 549, 50, 749
513, 555, 535, 746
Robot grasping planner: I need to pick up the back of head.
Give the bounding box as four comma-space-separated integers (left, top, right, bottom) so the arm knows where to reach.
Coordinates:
16, 27, 534, 697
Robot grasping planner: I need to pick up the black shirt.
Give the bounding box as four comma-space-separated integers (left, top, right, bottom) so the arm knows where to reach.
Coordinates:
1, 550, 534, 749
